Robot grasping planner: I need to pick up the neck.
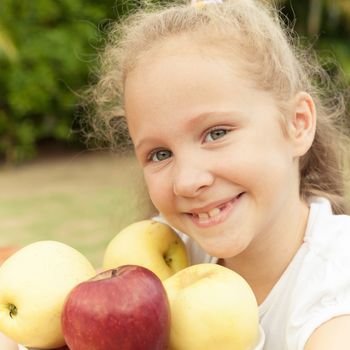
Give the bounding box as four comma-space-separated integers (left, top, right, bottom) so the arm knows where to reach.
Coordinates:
219, 197, 309, 305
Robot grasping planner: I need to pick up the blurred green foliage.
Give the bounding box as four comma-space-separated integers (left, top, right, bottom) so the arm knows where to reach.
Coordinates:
0, 0, 349, 164
280, 0, 350, 81
0, 0, 120, 163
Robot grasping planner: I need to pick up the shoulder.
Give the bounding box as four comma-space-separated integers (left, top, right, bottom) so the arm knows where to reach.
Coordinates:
298, 197, 350, 301
305, 197, 350, 259
286, 197, 350, 349
304, 315, 350, 350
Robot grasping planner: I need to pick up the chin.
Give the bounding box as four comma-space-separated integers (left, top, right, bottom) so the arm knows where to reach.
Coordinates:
200, 238, 250, 260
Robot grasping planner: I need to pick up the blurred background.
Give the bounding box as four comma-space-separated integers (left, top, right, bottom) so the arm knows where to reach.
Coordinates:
0, 0, 349, 267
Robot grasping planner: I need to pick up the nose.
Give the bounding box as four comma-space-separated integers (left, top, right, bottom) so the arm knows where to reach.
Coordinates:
173, 159, 214, 198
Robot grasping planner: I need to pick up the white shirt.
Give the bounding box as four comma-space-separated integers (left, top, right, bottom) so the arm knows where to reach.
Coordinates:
156, 197, 350, 350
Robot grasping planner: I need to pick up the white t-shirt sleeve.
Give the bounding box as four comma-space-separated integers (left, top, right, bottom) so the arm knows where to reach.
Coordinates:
286, 215, 350, 350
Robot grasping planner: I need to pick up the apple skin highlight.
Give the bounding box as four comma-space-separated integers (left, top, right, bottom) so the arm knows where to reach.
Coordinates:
61, 265, 171, 350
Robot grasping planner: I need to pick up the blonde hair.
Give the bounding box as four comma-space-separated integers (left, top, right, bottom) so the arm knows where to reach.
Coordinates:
83, 0, 350, 214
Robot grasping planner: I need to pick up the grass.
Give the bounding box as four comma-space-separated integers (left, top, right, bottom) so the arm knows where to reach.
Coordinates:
0, 151, 153, 268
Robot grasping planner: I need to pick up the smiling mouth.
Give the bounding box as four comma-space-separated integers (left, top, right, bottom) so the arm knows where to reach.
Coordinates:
188, 193, 244, 224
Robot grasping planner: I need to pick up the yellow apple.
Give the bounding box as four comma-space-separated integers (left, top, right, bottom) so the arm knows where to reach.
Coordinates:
163, 263, 260, 350
103, 220, 189, 280
0, 240, 96, 349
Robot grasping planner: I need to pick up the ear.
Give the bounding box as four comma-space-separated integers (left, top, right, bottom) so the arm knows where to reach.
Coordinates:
288, 91, 316, 157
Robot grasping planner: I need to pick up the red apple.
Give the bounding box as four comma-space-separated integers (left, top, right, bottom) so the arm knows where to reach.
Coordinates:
61, 265, 170, 350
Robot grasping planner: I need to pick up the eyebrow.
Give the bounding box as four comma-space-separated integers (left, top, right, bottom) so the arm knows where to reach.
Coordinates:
184, 110, 243, 129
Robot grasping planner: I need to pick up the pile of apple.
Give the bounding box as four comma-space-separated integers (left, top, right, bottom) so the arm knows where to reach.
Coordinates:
0, 220, 261, 350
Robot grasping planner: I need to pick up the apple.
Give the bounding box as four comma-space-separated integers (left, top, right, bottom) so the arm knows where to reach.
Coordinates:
103, 220, 189, 280
163, 263, 260, 350
0, 240, 96, 349
61, 265, 170, 350
18, 346, 69, 350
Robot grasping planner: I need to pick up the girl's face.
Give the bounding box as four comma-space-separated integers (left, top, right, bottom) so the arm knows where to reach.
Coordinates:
124, 44, 302, 259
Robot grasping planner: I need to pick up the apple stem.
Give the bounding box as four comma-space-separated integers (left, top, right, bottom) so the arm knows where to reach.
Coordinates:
8, 304, 17, 318
164, 255, 172, 267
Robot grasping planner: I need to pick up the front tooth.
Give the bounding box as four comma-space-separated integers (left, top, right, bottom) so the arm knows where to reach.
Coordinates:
198, 212, 209, 220
208, 207, 220, 218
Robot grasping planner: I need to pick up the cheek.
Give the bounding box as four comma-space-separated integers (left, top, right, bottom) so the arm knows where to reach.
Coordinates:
220, 144, 293, 190
144, 172, 172, 211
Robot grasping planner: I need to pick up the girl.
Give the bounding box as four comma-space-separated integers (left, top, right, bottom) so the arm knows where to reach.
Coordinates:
86, 0, 350, 349
3, 0, 349, 349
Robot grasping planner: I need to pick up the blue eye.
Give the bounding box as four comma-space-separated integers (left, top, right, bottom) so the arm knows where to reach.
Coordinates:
204, 128, 229, 142
149, 149, 172, 162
